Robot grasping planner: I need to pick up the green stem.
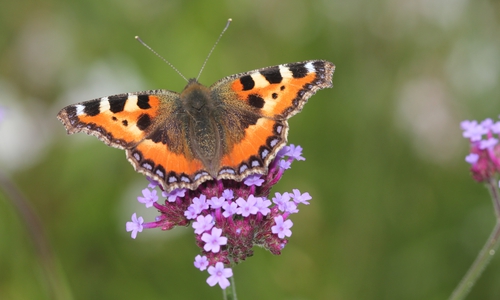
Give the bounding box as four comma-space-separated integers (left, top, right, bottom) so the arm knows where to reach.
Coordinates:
0, 172, 73, 300
222, 274, 237, 300
449, 177, 500, 300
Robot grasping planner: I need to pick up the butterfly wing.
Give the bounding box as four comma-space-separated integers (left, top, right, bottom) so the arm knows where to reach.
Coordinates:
210, 60, 335, 181
57, 90, 207, 189
57, 91, 170, 147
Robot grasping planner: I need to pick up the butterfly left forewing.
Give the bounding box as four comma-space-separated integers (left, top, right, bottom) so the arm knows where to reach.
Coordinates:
210, 60, 335, 180
57, 91, 174, 149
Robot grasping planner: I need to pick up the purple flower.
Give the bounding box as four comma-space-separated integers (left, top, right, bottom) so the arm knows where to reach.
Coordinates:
137, 188, 158, 208
481, 118, 493, 129
276, 145, 290, 159
272, 216, 293, 239
194, 255, 209, 271
290, 189, 312, 205
126, 213, 144, 239
272, 192, 291, 211
462, 121, 488, 142
206, 262, 233, 289
465, 153, 479, 164
255, 197, 272, 215
184, 206, 198, 220
479, 138, 498, 150
222, 201, 238, 218
192, 214, 214, 234
189, 195, 209, 214
491, 121, 500, 134
208, 196, 225, 209
286, 144, 305, 161
147, 177, 159, 189
279, 159, 292, 170
201, 227, 227, 253
244, 174, 264, 186
461, 118, 500, 182
222, 189, 234, 200
162, 188, 187, 202
284, 201, 298, 214
236, 196, 259, 217
460, 120, 476, 130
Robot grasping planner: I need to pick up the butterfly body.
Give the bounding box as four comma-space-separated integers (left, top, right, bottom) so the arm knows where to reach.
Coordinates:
58, 60, 335, 191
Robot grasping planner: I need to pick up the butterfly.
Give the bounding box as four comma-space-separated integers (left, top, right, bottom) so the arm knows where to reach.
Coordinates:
57, 60, 335, 192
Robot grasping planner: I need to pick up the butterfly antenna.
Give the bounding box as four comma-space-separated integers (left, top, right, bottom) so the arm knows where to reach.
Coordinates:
135, 36, 188, 82
196, 18, 232, 81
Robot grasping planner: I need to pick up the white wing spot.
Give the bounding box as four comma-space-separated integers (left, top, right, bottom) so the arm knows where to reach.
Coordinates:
305, 62, 315, 73
270, 138, 279, 147
155, 169, 164, 178
250, 72, 270, 88
239, 165, 248, 173
75, 105, 85, 116
276, 125, 283, 134
133, 152, 141, 161
99, 97, 110, 112
261, 149, 269, 158
124, 95, 138, 111
219, 169, 235, 175
279, 65, 293, 78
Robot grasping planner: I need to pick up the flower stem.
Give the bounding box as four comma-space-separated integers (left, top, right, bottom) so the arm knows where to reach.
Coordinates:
0, 172, 74, 300
222, 275, 237, 300
449, 177, 500, 300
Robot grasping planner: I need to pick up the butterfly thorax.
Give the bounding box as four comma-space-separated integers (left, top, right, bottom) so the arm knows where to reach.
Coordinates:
180, 79, 222, 177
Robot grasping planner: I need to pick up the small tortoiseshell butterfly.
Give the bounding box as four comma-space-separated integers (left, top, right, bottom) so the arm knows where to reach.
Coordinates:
57, 25, 335, 192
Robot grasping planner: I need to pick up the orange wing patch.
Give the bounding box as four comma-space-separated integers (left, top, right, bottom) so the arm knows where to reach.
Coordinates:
221, 118, 279, 168
132, 139, 204, 176
228, 61, 333, 120
231, 73, 317, 118
57, 94, 163, 148
127, 138, 214, 190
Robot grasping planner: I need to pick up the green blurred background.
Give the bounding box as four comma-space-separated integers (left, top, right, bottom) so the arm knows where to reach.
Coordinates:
1, 0, 500, 299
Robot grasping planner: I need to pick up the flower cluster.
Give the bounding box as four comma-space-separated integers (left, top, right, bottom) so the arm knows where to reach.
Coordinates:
461, 118, 500, 182
125, 144, 312, 289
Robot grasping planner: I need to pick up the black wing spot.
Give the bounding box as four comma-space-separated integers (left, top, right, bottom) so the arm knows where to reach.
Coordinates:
83, 102, 100, 116
137, 95, 151, 109
137, 114, 151, 131
248, 94, 265, 109
149, 128, 170, 144
240, 75, 255, 91
108, 95, 127, 113
289, 63, 309, 78
260, 67, 283, 84
272, 93, 278, 99
122, 120, 128, 126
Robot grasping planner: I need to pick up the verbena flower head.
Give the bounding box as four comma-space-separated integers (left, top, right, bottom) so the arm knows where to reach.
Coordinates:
125, 144, 312, 289
461, 118, 500, 182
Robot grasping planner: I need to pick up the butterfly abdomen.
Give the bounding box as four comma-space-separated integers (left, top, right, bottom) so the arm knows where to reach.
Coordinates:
181, 80, 223, 177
